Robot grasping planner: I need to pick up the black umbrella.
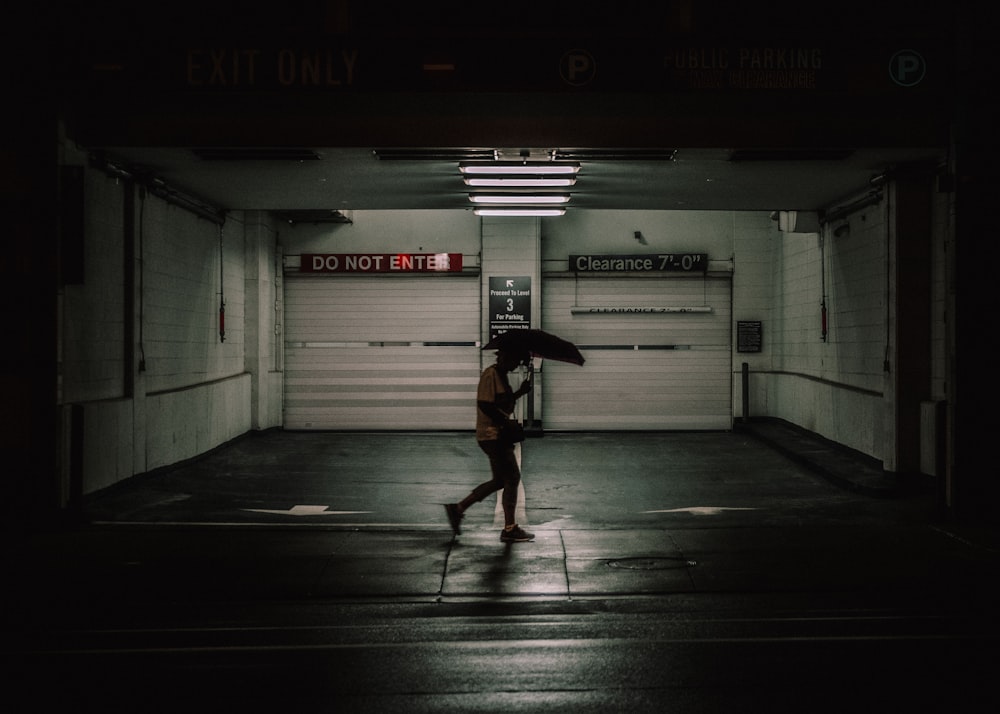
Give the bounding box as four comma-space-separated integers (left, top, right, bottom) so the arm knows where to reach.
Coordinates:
483, 328, 585, 366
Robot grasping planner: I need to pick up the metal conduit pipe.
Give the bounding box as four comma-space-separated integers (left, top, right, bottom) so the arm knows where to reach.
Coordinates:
819, 189, 884, 225
89, 153, 227, 226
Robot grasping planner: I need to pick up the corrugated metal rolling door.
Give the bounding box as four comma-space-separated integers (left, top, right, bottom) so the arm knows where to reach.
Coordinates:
284, 276, 480, 430
542, 275, 732, 430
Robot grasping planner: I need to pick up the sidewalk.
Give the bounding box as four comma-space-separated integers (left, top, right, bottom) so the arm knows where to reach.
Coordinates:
11, 520, 999, 611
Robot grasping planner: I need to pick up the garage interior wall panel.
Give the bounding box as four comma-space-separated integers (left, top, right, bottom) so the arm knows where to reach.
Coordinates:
543, 276, 732, 430
284, 276, 480, 430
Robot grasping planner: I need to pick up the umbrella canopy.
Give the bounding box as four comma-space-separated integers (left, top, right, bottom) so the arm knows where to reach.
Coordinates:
483, 329, 585, 366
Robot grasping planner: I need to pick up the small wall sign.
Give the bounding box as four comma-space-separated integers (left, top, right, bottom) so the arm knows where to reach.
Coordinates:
489, 277, 531, 341
737, 320, 763, 353
570, 253, 708, 273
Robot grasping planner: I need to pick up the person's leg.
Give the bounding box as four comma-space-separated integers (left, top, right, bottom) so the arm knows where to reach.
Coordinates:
493, 443, 521, 528
458, 440, 509, 513
448, 440, 530, 540
485, 442, 533, 542
445, 441, 505, 534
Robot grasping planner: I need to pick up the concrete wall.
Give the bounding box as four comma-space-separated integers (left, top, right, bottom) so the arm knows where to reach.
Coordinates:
762, 203, 887, 461
480, 216, 542, 423
541, 203, 947, 467
145, 373, 252, 472
731, 213, 776, 421
59, 154, 282, 497
60, 166, 127, 405
244, 212, 284, 430
750, 177, 948, 468
279, 206, 933, 466
930, 184, 951, 403
541, 210, 740, 270
280, 210, 481, 256
63, 176, 945, 493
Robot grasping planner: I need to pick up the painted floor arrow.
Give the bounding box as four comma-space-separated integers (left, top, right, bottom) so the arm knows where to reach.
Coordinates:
643, 506, 757, 516
242, 505, 372, 517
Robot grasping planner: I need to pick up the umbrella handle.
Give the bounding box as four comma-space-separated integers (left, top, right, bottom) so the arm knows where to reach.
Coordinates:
523, 360, 535, 427
514, 360, 533, 398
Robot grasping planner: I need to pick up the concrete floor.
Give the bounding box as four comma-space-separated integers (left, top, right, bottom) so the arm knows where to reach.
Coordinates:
16, 424, 994, 602
7, 426, 999, 711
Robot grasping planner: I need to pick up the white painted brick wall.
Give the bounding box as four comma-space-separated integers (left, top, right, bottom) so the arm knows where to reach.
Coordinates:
480, 216, 541, 419
63, 188, 948, 488
930, 186, 950, 400
826, 212, 887, 390
242, 211, 283, 430
61, 165, 256, 494
60, 171, 126, 403
732, 213, 776, 415
140, 197, 245, 393
768, 202, 888, 456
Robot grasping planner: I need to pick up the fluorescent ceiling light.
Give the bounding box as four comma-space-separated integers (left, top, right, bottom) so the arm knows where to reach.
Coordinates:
464, 177, 576, 187
474, 208, 566, 217
460, 162, 580, 175
469, 194, 570, 204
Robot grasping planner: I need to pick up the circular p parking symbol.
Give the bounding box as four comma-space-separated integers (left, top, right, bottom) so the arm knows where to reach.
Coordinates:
889, 49, 926, 87
560, 49, 596, 87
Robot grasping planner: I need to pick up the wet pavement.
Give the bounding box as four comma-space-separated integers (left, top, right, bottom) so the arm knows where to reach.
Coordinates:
6, 421, 999, 711
11, 421, 998, 604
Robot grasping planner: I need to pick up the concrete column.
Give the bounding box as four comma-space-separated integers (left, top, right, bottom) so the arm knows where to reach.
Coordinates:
242, 211, 282, 431
127, 182, 147, 478
884, 169, 933, 476
480, 216, 542, 526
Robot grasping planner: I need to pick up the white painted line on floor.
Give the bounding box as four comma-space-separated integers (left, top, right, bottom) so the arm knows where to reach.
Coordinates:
643, 507, 758, 516
90, 521, 440, 528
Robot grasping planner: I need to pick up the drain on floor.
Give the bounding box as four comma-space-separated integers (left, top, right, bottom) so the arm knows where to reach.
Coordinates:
606, 557, 696, 570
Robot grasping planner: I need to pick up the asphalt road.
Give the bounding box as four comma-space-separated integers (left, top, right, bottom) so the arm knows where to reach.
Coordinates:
7, 431, 998, 712
11, 596, 995, 712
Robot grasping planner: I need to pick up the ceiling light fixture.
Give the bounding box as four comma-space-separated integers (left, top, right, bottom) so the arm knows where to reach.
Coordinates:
474, 208, 567, 217
464, 177, 577, 187
460, 162, 580, 176
469, 194, 570, 204
552, 149, 677, 161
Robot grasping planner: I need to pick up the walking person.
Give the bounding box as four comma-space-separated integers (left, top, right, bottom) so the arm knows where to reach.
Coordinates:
445, 347, 535, 543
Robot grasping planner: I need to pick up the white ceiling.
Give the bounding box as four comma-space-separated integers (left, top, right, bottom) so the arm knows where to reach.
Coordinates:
96, 145, 943, 218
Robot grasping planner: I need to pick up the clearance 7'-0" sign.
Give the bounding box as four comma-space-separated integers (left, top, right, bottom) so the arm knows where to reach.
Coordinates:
570, 253, 708, 272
